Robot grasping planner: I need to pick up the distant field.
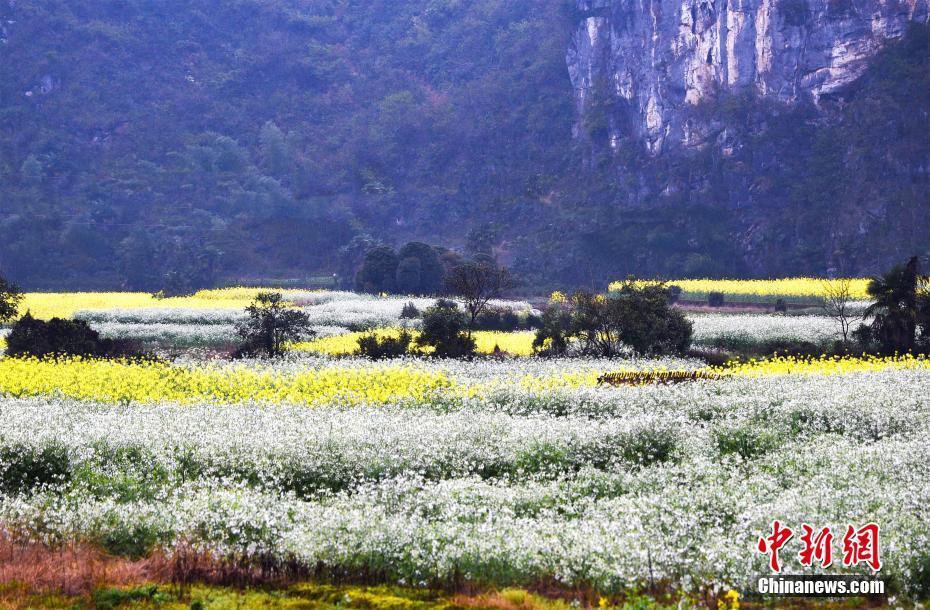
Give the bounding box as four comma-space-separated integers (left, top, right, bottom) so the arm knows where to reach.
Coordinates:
3, 286, 928, 603
610, 278, 871, 304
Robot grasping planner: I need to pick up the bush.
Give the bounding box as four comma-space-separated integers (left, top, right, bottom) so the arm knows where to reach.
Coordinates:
5, 313, 143, 358
667, 285, 682, 304
400, 301, 420, 319
0, 443, 71, 494
234, 292, 313, 358
357, 330, 413, 359
533, 282, 692, 357
708, 291, 725, 307
532, 301, 573, 356
714, 425, 782, 460
0, 273, 22, 324
774, 298, 788, 313
415, 299, 476, 358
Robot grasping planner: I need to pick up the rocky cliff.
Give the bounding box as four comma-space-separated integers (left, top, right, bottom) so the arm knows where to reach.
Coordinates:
568, 0, 929, 154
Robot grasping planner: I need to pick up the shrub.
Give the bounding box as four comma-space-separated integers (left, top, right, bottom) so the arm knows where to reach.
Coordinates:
0, 443, 71, 494
532, 301, 574, 356
708, 291, 725, 307
415, 299, 476, 358
774, 298, 788, 313
400, 301, 420, 319
0, 273, 22, 324
667, 285, 682, 304
234, 292, 314, 358
714, 426, 782, 460
93, 586, 161, 610
357, 330, 413, 359
5, 313, 143, 358
534, 282, 691, 357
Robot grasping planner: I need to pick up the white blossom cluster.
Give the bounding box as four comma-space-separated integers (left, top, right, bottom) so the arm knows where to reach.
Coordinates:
0, 368, 928, 595
73, 293, 537, 346
690, 313, 843, 346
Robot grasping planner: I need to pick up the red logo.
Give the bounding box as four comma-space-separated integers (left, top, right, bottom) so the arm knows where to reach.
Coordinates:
799, 524, 834, 568
757, 522, 881, 573
842, 523, 882, 571
757, 520, 794, 573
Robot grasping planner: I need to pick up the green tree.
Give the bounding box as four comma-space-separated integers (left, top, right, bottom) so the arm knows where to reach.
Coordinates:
355, 247, 399, 294
259, 121, 292, 177
0, 273, 23, 324
863, 256, 929, 353
397, 242, 445, 295
533, 282, 692, 357
395, 256, 422, 295
415, 299, 476, 358
235, 292, 314, 358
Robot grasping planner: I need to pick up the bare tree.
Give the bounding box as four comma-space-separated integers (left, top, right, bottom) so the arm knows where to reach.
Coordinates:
444, 261, 512, 336
821, 278, 856, 347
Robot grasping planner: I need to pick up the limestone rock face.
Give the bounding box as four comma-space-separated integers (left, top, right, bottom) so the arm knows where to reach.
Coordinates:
568, 0, 929, 154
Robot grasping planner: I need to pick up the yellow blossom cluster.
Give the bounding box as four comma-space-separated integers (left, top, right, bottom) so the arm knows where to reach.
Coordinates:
292, 329, 538, 357
0, 357, 452, 406
609, 278, 871, 302
16, 288, 311, 320
717, 353, 930, 377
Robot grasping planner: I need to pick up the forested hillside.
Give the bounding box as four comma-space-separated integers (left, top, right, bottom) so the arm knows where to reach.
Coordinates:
1, 0, 928, 289
0, 0, 576, 289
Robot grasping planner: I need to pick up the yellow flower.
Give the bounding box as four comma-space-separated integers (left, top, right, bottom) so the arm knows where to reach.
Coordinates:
18, 288, 311, 320
292, 329, 538, 357
0, 357, 452, 406
609, 278, 870, 302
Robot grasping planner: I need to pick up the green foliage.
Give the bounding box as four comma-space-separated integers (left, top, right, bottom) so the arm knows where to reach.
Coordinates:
474, 307, 524, 331
357, 330, 414, 360
534, 283, 692, 357
5, 313, 143, 358
235, 292, 314, 357
395, 257, 423, 296
533, 301, 574, 356
0, 0, 573, 289
356, 247, 399, 294
863, 256, 930, 353
0, 273, 22, 323
396, 242, 445, 295
415, 299, 476, 358
714, 425, 782, 461
0, 443, 71, 494
92, 585, 162, 610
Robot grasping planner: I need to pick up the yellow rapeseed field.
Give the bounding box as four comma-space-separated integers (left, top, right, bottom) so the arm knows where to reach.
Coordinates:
292, 328, 538, 357
608, 278, 871, 302
0, 354, 925, 407
715, 353, 930, 377
0, 357, 452, 406
17, 288, 310, 320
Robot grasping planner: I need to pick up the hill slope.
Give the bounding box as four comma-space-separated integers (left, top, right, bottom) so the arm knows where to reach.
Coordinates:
0, 0, 928, 289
